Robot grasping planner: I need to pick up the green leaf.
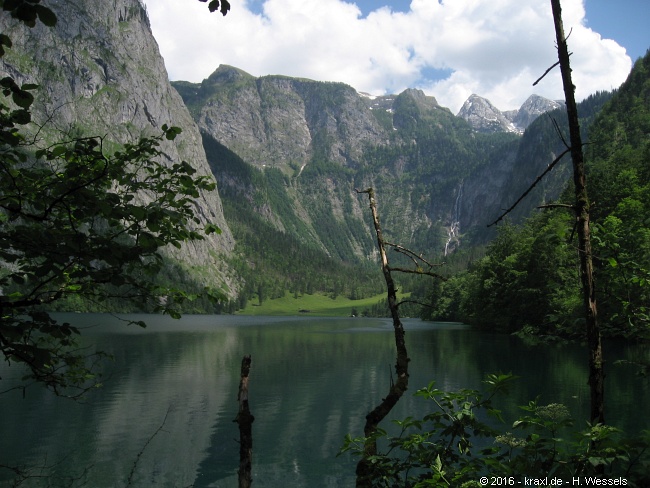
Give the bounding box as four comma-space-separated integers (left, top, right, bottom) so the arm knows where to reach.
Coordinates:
433, 454, 443, 472
10, 108, 31, 124
0, 33, 12, 56
51, 145, 67, 158
11, 273, 25, 284
138, 231, 159, 250
130, 206, 147, 221
3, 0, 23, 12
163, 125, 182, 140
14, 3, 38, 27
11, 87, 34, 108
35, 4, 57, 26
167, 309, 182, 319
204, 223, 221, 235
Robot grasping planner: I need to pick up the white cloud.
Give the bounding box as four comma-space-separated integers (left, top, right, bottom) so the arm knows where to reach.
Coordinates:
143, 0, 632, 113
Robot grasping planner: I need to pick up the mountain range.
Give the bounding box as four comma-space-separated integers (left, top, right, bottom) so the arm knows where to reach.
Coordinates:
171, 65, 594, 261
457, 93, 563, 133
0, 0, 616, 305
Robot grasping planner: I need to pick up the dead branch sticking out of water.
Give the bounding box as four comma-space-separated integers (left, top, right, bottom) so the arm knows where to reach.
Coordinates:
234, 355, 254, 488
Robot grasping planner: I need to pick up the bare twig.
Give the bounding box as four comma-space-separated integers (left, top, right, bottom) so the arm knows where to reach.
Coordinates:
126, 406, 171, 486
533, 34, 572, 86
388, 266, 447, 280
537, 203, 575, 210
396, 298, 435, 309
1, 453, 93, 487
533, 60, 561, 86
488, 147, 571, 227
551, 116, 570, 149
387, 243, 444, 270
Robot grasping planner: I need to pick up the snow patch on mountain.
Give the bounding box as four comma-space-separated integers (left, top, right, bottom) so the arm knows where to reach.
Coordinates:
457, 94, 562, 133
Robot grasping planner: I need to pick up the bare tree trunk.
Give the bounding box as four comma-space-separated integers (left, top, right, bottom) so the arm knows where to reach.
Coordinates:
550, 0, 604, 425
234, 355, 254, 488
355, 188, 410, 487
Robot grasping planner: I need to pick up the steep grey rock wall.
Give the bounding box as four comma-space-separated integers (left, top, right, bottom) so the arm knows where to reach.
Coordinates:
176, 69, 531, 256
174, 65, 388, 171
0, 0, 236, 294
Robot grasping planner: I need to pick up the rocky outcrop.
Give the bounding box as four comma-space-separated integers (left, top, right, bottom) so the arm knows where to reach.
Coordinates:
0, 0, 236, 294
511, 94, 563, 130
457, 94, 518, 133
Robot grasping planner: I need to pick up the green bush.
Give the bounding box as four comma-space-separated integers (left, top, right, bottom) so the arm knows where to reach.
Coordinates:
341, 374, 650, 487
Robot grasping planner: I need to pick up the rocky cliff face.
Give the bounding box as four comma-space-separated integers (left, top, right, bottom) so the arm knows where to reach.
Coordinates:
174, 65, 388, 172
0, 0, 236, 295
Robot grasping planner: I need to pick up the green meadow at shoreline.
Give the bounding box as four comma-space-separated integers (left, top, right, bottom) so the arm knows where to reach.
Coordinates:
237, 291, 410, 317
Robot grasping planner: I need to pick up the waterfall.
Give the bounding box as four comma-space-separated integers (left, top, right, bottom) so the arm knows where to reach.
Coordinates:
444, 181, 463, 256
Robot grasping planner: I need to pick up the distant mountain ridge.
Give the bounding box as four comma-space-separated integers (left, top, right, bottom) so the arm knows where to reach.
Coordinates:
175, 66, 561, 157
457, 94, 562, 133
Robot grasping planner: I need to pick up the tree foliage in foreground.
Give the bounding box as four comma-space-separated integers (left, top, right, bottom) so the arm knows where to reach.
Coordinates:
0, 1, 222, 396
341, 374, 650, 487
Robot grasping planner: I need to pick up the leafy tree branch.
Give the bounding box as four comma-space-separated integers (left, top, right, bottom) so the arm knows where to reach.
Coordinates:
0, 1, 224, 396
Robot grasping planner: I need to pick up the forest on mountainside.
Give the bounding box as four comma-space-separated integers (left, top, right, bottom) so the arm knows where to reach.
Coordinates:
419, 51, 650, 341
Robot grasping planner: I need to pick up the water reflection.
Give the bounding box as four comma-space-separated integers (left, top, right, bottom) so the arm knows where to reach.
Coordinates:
0, 314, 645, 487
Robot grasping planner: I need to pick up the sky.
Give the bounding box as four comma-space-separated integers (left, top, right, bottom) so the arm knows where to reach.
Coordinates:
142, 0, 649, 114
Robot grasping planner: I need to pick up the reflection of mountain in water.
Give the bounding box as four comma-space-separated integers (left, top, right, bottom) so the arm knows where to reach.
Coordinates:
1, 315, 647, 487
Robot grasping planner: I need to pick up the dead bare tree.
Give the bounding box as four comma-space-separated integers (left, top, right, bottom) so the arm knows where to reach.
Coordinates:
489, 0, 604, 425
355, 188, 444, 487
549, 0, 604, 427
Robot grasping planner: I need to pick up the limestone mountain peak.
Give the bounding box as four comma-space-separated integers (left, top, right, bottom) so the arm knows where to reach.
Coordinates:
458, 93, 562, 133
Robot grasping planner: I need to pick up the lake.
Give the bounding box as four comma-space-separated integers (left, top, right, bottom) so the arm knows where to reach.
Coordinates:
0, 314, 647, 487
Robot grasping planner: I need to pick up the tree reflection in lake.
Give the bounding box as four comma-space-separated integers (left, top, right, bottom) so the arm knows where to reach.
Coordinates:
0, 314, 645, 487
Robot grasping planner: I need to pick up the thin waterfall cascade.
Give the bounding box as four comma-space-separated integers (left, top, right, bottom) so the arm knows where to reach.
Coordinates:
444, 182, 463, 256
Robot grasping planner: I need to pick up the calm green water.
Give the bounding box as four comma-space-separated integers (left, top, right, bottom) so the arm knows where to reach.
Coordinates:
0, 314, 647, 487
